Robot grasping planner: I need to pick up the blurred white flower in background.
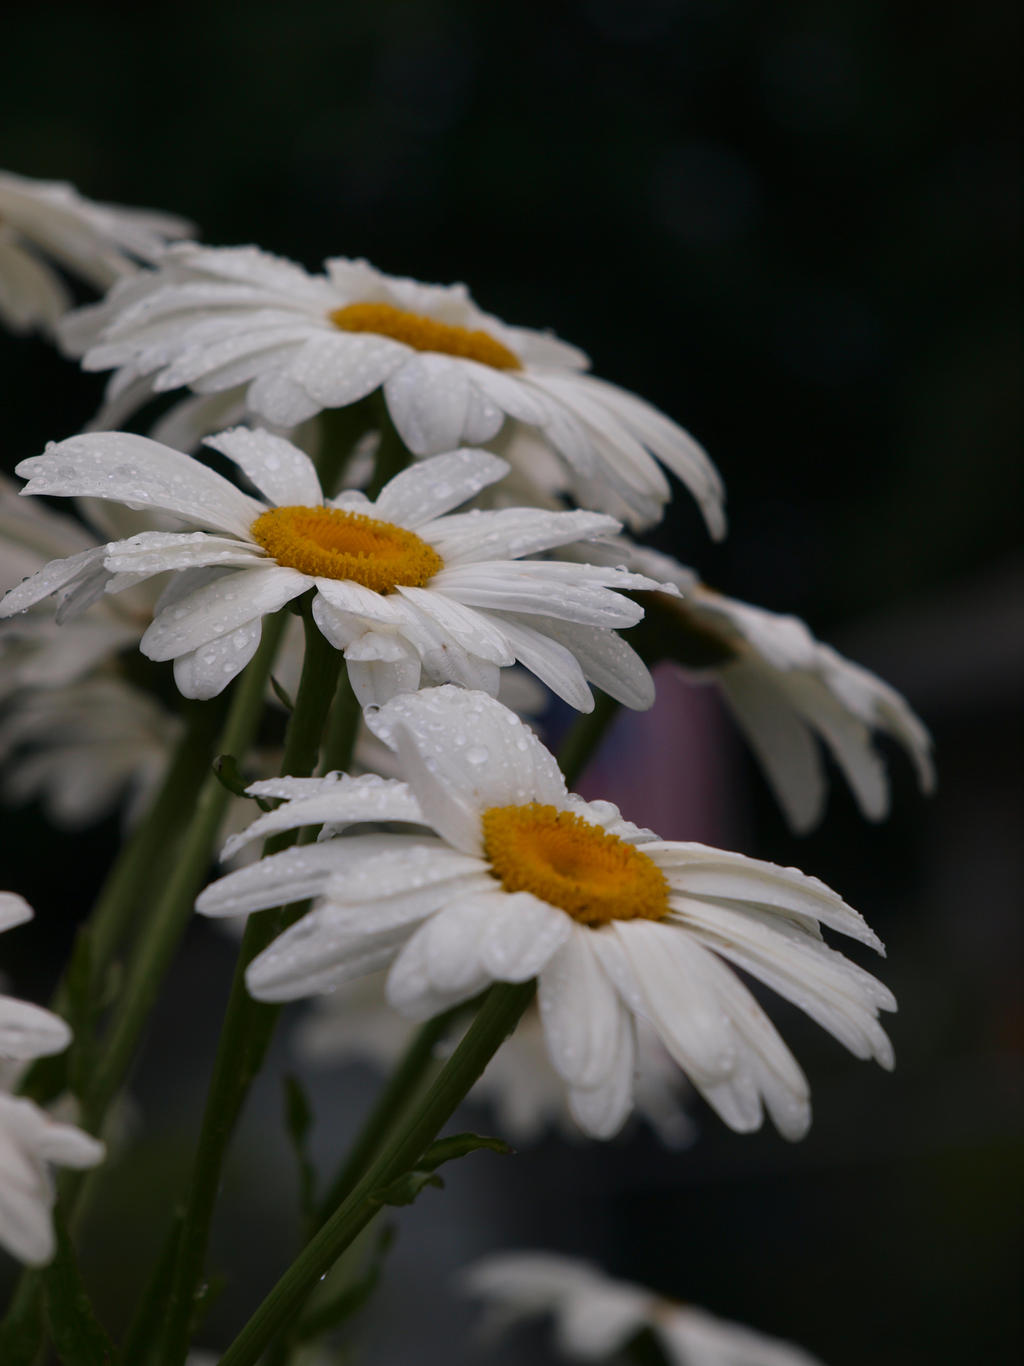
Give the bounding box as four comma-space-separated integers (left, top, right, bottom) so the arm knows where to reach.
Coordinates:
462, 1251, 826, 1365
0, 169, 190, 336
0, 893, 104, 1266
297, 975, 695, 1148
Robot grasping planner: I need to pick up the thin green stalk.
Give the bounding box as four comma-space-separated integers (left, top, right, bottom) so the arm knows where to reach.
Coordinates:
1, 617, 288, 1345
81, 614, 288, 1131
157, 611, 344, 1366
363, 403, 410, 501
319, 668, 360, 776
18, 696, 230, 1107
117, 1212, 183, 1365
316, 401, 375, 498
315, 1006, 461, 1225
557, 690, 621, 786
217, 982, 535, 1366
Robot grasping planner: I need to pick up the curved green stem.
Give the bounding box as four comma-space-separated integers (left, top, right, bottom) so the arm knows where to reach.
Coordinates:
81, 614, 288, 1131
557, 689, 621, 786
18, 696, 230, 1108
217, 981, 534, 1366
1, 617, 288, 1346
363, 402, 411, 501
157, 610, 344, 1366
315, 1005, 462, 1225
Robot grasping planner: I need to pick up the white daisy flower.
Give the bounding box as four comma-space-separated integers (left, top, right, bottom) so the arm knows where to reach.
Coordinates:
297, 976, 694, 1148
60, 245, 725, 534
0, 1093, 105, 1266
0, 429, 665, 707
0, 893, 105, 1266
0, 893, 72, 1064
462, 1252, 825, 1366
0, 169, 191, 336
617, 545, 935, 833
198, 688, 895, 1141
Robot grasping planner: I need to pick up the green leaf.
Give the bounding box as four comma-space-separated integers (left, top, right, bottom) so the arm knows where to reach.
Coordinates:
42, 1216, 116, 1365
212, 754, 274, 809
368, 1132, 512, 1210
270, 674, 295, 711
369, 1169, 444, 1208
419, 1131, 514, 1169
283, 1074, 317, 1229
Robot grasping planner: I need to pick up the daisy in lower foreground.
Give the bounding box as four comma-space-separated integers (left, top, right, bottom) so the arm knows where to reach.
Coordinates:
461, 1252, 825, 1365
197, 688, 895, 1140
60, 244, 726, 534
0, 428, 666, 706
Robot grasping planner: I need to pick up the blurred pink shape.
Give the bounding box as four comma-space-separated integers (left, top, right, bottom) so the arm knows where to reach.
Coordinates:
576, 663, 737, 845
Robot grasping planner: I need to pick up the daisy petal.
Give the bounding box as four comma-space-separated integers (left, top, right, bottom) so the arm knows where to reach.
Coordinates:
173, 618, 264, 698
0, 999, 71, 1062
140, 564, 309, 660
15, 433, 265, 539
384, 354, 470, 455
366, 687, 567, 854
477, 892, 572, 981
372, 447, 509, 526
204, 426, 324, 507
538, 930, 630, 1090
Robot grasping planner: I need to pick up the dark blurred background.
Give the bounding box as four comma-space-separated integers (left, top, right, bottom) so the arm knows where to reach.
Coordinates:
1, 2, 1020, 1362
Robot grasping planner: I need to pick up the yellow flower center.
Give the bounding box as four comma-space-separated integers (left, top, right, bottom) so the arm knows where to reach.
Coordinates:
250, 505, 444, 591
329, 301, 522, 371
481, 802, 670, 927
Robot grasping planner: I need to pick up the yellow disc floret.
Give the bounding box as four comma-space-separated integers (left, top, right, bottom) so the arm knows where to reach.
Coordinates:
481, 802, 670, 927
250, 505, 444, 592
329, 301, 522, 371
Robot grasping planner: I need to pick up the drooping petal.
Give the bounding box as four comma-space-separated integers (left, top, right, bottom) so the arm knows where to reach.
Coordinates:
140, 564, 309, 660
365, 687, 567, 855
15, 433, 265, 539
372, 448, 509, 526
203, 427, 324, 507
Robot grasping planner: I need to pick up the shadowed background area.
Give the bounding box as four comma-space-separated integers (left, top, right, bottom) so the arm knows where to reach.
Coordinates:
1, 1, 1020, 1362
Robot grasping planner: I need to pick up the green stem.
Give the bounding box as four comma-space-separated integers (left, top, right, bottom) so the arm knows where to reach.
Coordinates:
216, 982, 535, 1366
557, 689, 621, 786
1, 618, 287, 1344
81, 614, 288, 1131
319, 668, 360, 776
157, 610, 344, 1366
316, 400, 375, 498
363, 403, 411, 501
18, 697, 230, 1107
315, 1006, 461, 1225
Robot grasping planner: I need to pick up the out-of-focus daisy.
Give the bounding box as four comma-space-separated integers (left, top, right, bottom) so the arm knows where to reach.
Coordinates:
61, 245, 725, 534
1, 429, 666, 707
0, 1093, 105, 1266
297, 976, 694, 1147
0, 893, 105, 1266
0, 893, 71, 1064
199, 688, 895, 1141
0, 169, 190, 336
0, 473, 155, 700
0, 677, 180, 829
619, 545, 935, 833
462, 1252, 825, 1365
